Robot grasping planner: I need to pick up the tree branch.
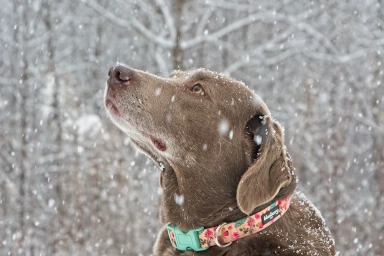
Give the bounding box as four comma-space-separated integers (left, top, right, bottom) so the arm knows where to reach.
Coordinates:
84, 0, 174, 48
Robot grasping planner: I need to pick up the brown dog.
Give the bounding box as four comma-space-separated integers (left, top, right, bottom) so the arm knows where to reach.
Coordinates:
104, 65, 336, 256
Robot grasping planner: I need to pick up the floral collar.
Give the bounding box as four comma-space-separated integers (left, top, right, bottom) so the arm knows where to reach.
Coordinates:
167, 196, 292, 252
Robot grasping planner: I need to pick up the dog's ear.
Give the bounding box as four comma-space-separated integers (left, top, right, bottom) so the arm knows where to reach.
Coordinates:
237, 115, 292, 215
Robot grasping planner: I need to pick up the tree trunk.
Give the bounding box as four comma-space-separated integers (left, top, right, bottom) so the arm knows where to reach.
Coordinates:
172, 0, 184, 70
17, 1, 30, 249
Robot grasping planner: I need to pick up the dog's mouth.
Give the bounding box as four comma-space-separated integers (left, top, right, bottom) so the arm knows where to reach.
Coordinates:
105, 98, 121, 116
150, 135, 167, 151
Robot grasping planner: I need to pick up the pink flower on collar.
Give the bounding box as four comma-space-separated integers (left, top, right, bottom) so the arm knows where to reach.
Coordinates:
233, 232, 240, 240
204, 229, 213, 238
247, 217, 255, 227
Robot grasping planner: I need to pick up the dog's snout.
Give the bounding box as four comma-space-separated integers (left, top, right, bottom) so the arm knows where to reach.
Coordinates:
108, 67, 113, 77
108, 65, 134, 89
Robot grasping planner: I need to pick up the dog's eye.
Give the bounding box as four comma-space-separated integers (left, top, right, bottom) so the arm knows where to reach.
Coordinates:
192, 84, 204, 95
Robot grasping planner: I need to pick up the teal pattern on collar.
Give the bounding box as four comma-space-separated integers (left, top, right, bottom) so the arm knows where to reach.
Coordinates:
166, 224, 208, 251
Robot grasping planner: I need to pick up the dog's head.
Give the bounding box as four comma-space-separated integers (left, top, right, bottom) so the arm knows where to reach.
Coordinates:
104, 65, 296, 227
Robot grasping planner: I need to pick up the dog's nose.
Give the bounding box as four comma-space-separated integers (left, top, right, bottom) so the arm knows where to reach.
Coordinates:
108, 65, 134, 89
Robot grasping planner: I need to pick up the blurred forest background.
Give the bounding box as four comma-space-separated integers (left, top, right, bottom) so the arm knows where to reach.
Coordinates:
0, 0, 383, 255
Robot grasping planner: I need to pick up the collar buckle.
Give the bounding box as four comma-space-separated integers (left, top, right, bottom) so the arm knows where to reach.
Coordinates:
167, 224, 208, 252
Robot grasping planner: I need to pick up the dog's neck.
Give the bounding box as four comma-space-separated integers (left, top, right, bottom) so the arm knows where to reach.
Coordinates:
158, 159, 297, 231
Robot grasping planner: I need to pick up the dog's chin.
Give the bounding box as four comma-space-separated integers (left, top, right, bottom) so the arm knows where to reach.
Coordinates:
106, 113, 168, 161
105, 102, 143, 136
130, 139, 164, 167
106, 111, 135, 136
105, 102, 169, 160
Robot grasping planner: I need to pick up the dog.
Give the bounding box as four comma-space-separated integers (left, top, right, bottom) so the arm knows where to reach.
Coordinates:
104, 65, 336, 255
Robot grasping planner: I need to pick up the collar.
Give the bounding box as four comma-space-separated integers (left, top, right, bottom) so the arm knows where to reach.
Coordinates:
167, 196, 291, 252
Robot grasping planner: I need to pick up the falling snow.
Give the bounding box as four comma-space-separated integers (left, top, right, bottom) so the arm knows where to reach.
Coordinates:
0, 0, 382, 255
218, 119, 230, 135
254, 135, 263, 145
174, 194, 185, 206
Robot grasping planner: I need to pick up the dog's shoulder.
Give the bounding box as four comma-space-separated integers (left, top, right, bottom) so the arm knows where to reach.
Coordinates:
283, 191, 336, 255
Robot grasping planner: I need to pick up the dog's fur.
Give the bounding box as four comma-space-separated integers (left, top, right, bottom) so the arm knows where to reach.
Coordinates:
104, 66, 336, 255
